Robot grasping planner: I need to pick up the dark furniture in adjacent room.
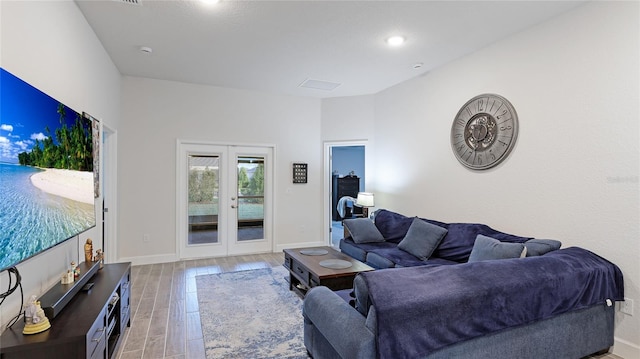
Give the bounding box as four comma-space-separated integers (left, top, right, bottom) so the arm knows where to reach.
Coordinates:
332, 174, 361, 220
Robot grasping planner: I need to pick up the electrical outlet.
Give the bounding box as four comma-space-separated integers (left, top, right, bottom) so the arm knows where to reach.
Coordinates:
143, 234, 150, 242
619, 297, 634, 316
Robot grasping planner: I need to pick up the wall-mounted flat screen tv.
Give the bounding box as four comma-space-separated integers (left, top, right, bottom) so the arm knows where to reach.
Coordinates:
0, 68, 96, 272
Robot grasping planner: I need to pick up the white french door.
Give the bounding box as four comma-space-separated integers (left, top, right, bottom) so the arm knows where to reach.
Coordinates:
177, 141, 273, 259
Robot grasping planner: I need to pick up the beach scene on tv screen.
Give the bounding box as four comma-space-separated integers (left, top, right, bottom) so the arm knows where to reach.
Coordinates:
0, 68, 96, 270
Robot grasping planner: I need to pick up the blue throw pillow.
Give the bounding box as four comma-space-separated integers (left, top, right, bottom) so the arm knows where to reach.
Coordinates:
468, 235, 526, 262
397, 218, 449, 261
343, 218, 385, 244
524, 239, 562, 257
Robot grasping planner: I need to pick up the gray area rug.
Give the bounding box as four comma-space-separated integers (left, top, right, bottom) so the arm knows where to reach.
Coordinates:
196, 267, 308, 359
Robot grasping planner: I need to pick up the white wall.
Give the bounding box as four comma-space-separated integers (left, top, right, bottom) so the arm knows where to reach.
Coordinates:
0, 1, 121, 328
321, 95, 376, 190
368, 2, 639, 356
118, 76, 323, 263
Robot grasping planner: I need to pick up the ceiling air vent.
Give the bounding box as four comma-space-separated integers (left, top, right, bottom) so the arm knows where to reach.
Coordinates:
113, 0, 142, 5
299, 79, 341, 91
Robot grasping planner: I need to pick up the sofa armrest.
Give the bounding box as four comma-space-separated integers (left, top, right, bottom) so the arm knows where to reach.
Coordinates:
303, 286, 376, 359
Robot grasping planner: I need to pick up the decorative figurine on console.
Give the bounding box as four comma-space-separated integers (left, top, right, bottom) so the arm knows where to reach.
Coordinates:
22, 295, 51, 335
71, 261, 80, 280
61, 270, 74, 285
84, 238, 93, 263
94, 249, 104, 269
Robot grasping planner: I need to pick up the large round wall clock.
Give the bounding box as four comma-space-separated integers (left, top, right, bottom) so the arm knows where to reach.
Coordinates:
450, 93, 519, 170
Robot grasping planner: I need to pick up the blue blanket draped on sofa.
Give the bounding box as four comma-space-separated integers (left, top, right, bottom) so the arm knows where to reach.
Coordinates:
359, 247, 624, 359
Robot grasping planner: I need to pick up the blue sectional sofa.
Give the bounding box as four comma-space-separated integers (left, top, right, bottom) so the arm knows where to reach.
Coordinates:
339, 209, 562, 268
303, 210, 625, 359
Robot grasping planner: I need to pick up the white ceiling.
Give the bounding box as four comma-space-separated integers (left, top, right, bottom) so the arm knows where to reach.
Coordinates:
75, 0, 585, 98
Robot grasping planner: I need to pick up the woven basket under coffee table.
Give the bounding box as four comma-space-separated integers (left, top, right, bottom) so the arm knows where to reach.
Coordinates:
283, 246, 373, 297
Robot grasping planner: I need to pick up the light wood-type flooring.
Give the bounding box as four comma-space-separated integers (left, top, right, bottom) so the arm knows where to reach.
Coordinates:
113, 252, 623, 359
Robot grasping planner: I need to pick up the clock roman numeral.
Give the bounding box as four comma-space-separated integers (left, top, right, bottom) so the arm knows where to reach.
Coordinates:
493, 103, 504, 116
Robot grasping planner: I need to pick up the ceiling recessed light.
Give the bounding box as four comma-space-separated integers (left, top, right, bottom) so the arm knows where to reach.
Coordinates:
413, 62, 423, 69
200, 0, 220, 5
139, 46, 153, 54
386, 36, 406, 47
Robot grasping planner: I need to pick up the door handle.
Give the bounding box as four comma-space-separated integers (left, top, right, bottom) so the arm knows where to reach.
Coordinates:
231, 196, 237, 201
231, 205, 237, 209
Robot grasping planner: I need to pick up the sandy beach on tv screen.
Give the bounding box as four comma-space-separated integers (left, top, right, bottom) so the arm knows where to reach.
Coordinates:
30, 168, 94, 205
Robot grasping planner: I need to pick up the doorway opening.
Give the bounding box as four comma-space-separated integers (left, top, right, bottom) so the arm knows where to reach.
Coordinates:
324, 141, 367, 248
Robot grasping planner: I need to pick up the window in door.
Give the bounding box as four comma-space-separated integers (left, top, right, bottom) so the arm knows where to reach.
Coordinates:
188, 154, 220, 245
236, 156, 264, 241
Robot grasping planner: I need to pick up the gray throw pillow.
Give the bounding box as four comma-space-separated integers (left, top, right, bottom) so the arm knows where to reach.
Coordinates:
524, 239, 562, 257
468, 234, 526, 262
397, 218, 448, 261
343, 218, 385, 244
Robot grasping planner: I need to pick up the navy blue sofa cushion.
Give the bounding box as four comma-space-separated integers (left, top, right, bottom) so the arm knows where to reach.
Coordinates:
367, 247, 458, 268
340, 238, 397, 263
373, 209, 415, 242
433, 222, 532, 262
374, 209, 448, 243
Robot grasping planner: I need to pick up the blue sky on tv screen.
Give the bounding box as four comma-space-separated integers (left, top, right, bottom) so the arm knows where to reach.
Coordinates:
0, 68, 80, 164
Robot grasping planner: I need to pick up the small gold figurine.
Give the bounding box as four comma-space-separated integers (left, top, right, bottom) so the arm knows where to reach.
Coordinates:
84, 238, 93, 263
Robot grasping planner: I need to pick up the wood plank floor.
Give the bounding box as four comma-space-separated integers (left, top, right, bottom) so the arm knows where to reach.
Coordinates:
114, 253, 284, 359
113, 252, 623, 359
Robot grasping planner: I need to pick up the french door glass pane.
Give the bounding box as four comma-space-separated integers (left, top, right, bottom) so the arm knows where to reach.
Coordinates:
237, 156, 264, 241
188, 155, 219, 245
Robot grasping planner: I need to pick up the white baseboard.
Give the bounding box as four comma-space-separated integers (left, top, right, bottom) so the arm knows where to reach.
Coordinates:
275, 240, 326, 252
117, 253, 178, 266
613, 337, 639, 358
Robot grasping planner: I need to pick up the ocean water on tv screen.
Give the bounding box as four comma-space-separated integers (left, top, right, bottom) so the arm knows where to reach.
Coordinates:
0, 163, 95, 270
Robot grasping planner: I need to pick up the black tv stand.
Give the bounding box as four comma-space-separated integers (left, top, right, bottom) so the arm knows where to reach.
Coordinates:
0, 262, 131, 359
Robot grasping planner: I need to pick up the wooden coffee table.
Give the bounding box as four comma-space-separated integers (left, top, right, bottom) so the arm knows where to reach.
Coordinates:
283, 246, 373, 297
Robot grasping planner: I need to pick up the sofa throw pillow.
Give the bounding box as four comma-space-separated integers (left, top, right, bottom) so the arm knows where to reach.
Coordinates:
468, 234, 527, 262
524, 239, 562, 257
397, 218, 449, 261
343, 218, 385, 244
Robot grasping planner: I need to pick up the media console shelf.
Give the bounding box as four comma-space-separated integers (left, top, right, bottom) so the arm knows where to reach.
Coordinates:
0, 262, 131, 359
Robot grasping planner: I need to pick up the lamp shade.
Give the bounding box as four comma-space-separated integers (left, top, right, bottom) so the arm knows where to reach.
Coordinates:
356, 192, 374, 207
